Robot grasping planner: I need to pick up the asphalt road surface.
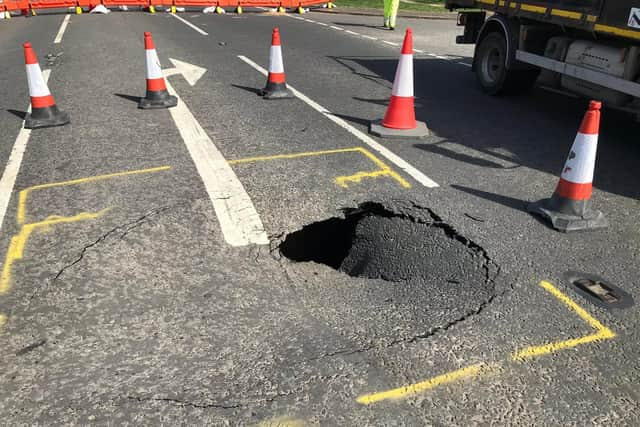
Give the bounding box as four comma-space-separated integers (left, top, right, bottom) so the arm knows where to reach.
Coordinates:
1, 8, 639, 426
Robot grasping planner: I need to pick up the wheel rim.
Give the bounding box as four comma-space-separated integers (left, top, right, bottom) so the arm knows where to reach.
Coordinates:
481, 46, 503, 84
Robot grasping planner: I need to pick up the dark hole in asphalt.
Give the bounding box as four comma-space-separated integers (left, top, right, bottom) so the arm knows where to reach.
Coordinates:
280, 202, 494, 287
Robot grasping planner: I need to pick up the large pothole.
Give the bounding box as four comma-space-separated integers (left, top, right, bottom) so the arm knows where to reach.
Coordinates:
280, 202, 494, 287
278, 201, 499, 345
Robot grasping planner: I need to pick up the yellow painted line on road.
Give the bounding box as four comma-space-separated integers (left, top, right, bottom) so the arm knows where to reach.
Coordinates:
357, 280, 615, 404
357, 363, 492, 405
229, 147, 411, 189
17, 166, 171, 225
511, 280, 615, 361
0, 210, 107, 295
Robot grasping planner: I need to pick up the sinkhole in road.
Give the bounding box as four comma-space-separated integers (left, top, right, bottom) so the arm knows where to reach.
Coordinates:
279, 202, 495, 292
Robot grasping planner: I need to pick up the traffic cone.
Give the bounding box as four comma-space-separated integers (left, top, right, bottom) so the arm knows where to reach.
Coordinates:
528, 100, 608, 232
139, 32, 177, 109
369, 28, 429, 138
23, 42, 70, 129
262, 28, 293, 100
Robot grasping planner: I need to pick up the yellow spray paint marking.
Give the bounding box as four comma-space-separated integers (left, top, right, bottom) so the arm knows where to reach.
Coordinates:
0, 210, 107, 295
511, 280, 615, 361
228, 147, 411, 189
357, 363, 491, 405
17, 165, 171, 225
356, 280, 615, 404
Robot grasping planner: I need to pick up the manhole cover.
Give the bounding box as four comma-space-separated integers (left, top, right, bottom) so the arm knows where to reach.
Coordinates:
564, 271, 633, 309
278, 201, 499, 333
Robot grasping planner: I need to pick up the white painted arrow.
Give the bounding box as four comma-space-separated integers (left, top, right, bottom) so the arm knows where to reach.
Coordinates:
163, 58, 207, 86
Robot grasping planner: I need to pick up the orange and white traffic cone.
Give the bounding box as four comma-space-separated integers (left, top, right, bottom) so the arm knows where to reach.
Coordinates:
528, 100, 607, 232
262, 28, 293, 100
23, 42, 70, 129
370, 28, 428, 138
139, 32, 177, 109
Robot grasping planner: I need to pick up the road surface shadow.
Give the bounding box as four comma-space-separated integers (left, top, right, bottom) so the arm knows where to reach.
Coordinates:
330, 55, 640, 200
114, 93, 142, 104
415, 142, 518, 169
331, 112, 371, 128
6, 109, 26, 120
231, 84, 263, 96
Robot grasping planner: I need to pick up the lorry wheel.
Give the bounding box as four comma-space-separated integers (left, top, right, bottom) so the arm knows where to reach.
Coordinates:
475, 32, 539, 95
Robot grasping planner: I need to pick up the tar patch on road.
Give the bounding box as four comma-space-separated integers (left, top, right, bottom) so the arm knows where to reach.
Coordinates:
280, 200, 498, 308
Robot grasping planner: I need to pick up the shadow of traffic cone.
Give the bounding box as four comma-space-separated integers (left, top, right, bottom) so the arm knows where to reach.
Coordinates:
262, 27, 293, 100
139, 32, 177, 109
23, 42, 70, 129
528, 100, 608, 232
370, 28, 428, 139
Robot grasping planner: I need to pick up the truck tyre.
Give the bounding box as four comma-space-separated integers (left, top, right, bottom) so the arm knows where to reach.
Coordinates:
475, 32, 539, 95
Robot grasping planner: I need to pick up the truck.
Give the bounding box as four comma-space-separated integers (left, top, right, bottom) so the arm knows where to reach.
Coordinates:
445, 0, 640, 116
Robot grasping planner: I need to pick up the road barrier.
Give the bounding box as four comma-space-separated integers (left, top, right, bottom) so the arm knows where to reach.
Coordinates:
1, 0, 329, 14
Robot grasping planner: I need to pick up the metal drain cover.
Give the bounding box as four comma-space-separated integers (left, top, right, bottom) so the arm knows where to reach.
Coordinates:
564, 271, 634, 309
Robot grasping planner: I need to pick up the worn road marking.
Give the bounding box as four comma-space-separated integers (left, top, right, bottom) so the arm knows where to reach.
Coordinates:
163, 78, 268, 246
54, 14, 71, 44
329, 25, 344, 30
357, 364, 491, 404
0, 210, 107, 295
17, 166, 171, 225
511, 281, 616, 360
238, 55, 438, 188
357, 280, 615, 404
229, 147, 411, 189
0, 70, 51, 234
171, 13, 208, 35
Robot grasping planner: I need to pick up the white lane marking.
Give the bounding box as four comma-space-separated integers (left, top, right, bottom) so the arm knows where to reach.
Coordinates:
170, 13, 208, 36
413, 48, 424, 53
54, 15, 71, 44
316, 22, 328, 26
292, 16, 304, 20
329, 25, 344, 30
361, 35, 377, 40
457, 61, 472, 67
238, 55, 438, 188
163, 78, 268, 246
345, 30, 358, 35
382, 40, 399, 46
303, 18, 314, 22
0, 70, 51, 233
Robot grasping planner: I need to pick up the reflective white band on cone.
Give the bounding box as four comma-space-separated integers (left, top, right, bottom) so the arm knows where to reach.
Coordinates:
268, 46, 284, 73
560, 133, 598, 184
391, 54, 413, 97
26, 63, 51, 97
145, 49, 163, 79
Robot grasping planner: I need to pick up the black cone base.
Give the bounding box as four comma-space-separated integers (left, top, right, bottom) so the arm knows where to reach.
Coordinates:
24, 105, 70, 129
139, 90, 178, 109
527, 198, 608, 232
261, 82, 293, 100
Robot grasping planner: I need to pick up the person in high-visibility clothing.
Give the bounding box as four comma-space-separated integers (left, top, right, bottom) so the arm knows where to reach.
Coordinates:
383, 0, 400, 29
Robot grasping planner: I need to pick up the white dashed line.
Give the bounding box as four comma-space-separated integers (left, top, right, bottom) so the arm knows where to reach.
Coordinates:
361, 35, 378, 40
329, 25, 344, 30
303, 18, 314, 22
171, 13, 208, 35
292, 16, 305, 20
238, 55, 439, 189
382, 40, 399, 46
413, 48, 424, 53
457, 61, 472, 67
316, 22, 328, 26
0, 71, 51, 232
345, 30, 359, 35
54, 14, 71, 44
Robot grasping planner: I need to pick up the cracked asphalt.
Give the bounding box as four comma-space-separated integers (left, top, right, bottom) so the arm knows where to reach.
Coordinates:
1, 8, 640, 426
